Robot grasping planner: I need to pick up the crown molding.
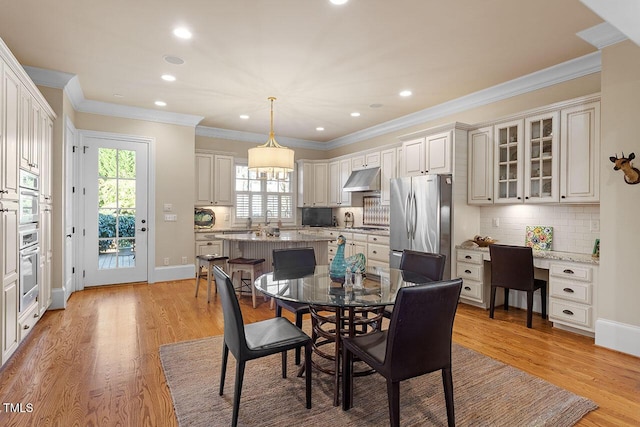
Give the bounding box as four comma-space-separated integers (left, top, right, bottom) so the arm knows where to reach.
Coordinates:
577, 22, 628, 49
24, 50, 601, 147
24, 66, 204, 127
324, 51, 602, 150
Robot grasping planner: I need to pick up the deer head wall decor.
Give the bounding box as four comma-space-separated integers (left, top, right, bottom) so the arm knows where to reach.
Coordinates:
610, 152, 640, 185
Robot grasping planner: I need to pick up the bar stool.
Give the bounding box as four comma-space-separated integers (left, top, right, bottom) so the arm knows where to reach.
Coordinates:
227, 258, 266, 308
195, 254, 229, 303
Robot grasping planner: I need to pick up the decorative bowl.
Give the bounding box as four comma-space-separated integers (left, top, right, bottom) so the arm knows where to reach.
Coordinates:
473, 237, 497, 247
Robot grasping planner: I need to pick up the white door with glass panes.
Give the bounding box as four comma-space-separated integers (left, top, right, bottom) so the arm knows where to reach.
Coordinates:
82, 134, 149, 286
235, 164, 293, 226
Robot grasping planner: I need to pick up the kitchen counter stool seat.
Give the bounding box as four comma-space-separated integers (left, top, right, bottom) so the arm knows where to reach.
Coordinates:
195, 254, 229, 303
227, 258, 266, 308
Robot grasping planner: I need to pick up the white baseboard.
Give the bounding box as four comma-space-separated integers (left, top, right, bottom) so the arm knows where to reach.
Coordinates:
595, 318, 640, 357
153, 264, 195, 283
50, 287, 68, 310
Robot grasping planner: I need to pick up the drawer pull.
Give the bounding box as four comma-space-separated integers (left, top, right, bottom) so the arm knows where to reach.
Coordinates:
464, 286, 471, 291
24, 324, 30, 330
562, 309, 574, 316
373, 237, 378, 241
465, 255, 471, 259
207, 242, 213, 245
563, 269, 574, 274
372, 250, 377, 254
464, 269, 471, 274
562, 287, 575, 293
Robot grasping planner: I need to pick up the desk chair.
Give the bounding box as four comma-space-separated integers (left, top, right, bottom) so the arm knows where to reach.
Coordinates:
342, 279, 463, 427
213, 266, 312, 427
489, 244, 547, 328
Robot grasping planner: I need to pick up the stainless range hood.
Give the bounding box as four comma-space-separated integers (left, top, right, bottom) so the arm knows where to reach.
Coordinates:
343, 167, 381, 192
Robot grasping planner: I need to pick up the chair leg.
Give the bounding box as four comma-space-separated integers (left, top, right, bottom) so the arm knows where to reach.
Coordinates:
386, 379, 401, 427
232, 361, 246, 427
526, 290, 534, 328
207, 266, 213, 303
281, 350, 288, 378
504, 288, 510, 311
489, 287, 497, 319
305, 341, 312, 409
195, 265, 202, 297
250, 270, 257, 308
295, 312, 303, 365
219, 343, 229, 395
442, 367, 456, 427
541, 285, 547, 319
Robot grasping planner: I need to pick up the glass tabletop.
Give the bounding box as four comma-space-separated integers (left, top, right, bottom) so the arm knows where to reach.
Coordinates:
254, 265, 433, 308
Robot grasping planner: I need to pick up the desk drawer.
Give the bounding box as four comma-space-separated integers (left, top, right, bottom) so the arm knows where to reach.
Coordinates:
460, 279, 482, 300
367, 243, 388, 262
367, 234, 390, 245
456, 250, 483, 264
457, 262, 482, 282
549, 263, 592, 282
550, 300, 592, 329
19, 303, 40, 342
550, 279, 592, 304
352, 233, 367, 242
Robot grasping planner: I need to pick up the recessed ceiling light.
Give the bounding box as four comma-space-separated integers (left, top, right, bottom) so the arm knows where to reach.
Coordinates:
113, 93, 124, 98
316, 127, 325, 131
239, 114, 250, 120
173, 27, 192, 39
163, 55, 185, 65
399, 90, 412, 97
161, 74, 176, 82
155, 101, 167, 107
350, 112, 361, 117
330, 0, 348, 5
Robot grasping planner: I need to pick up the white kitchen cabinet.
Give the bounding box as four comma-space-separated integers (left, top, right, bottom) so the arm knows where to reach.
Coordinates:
328, 158, 351, 207
39, 115, 53, 204
493, 119, 524, 203
560, 101, 600, 203
351, 151, 380, 171
366, 234, 389, 268
195, 152, 234, 206
456, 249, 487, 306
297, 161, 328, 207
195, 239, 224, 257
401, 131, 452, 177
380, 148, 396, 206
467, 126, 494, 205
1, 64, 20, 201
19, 89, 40, 175
523, 112, 559, 203
549, 261, 597, 334
39, 204, 52, 316
1, 200, 19, 364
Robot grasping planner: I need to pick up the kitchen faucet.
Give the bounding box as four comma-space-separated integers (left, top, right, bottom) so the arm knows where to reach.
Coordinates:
265, 209, 272, 226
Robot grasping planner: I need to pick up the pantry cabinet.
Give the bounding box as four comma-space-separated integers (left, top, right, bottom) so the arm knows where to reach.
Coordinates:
1, 200, 19, 364
1, 64, 20, 201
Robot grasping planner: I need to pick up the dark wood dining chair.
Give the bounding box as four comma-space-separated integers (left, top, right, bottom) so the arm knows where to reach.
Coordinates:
383, 250, 447, 318
489, 244, 547, 328
342, 278, 463, 427
272, 247, 316, 365
212, 266, 312, 427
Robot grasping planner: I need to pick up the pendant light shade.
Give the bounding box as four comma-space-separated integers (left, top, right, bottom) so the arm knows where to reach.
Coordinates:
248, 97, 295, 179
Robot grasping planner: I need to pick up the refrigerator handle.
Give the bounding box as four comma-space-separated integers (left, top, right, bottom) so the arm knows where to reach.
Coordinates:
405, 192, 412, 239
411, 192, 418, 240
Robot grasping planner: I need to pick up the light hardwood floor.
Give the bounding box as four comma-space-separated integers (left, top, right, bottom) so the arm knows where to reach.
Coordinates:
0, 279, 638, 426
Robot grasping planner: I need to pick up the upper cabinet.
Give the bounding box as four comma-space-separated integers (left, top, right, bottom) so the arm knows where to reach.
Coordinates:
469, 96, 600, 206
380, 148, 397, 206
560, 102, 600, 203
401, 131, 452, 176
351, 151, 380, 171
195, 152, 234, 206
328, 158, 351, 207
19, 90, 40, 175
297, 160, 328, 207
1, 64, 20, 201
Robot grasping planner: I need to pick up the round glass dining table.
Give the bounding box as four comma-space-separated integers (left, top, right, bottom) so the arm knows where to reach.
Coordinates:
254, 264, 433, 406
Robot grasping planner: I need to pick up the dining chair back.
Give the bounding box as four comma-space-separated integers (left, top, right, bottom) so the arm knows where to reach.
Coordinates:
271, 247, 316, 365
488, 244, 547, 328
213, 265, 312, 426
342, 278, 463, 427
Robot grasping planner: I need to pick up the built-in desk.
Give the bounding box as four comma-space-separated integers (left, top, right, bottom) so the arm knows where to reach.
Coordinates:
455, 246, 598, 336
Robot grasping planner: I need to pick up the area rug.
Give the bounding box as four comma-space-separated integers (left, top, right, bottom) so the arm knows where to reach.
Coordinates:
159, 336, 597, 426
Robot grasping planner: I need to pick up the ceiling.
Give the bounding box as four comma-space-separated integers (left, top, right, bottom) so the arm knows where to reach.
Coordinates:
0, 1, 607, 146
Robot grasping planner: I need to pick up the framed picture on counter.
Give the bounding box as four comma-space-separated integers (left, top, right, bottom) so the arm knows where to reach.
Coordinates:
592, 238, 600, 258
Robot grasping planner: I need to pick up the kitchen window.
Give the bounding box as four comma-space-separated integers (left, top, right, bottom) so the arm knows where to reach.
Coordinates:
234, 163, 294, 224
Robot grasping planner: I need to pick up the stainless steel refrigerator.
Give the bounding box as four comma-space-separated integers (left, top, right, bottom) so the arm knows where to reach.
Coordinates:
389, 174, 452, 279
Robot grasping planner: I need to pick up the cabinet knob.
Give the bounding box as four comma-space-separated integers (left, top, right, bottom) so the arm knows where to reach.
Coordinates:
517, 197, 522, 200
207, 242, 213, 245
372, 250, 377, 254
464, 269, 471, 274
465, 255, 471, 259
525, 196, 529, 200
561, 195, 566, 199
487, 198, 491, 201
464, 286, 471, 291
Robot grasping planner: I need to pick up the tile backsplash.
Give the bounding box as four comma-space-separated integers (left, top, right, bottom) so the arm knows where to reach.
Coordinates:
479, 204, 600, 254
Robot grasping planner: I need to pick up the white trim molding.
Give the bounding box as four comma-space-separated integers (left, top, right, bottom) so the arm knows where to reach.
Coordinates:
153, 265, 195, 283
595, 318, 640, 357
577, 22, 628, 49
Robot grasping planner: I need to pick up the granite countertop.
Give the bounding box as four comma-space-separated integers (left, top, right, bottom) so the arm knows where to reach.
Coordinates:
213, 230, 335, 242
456, 245, 599, 265
196, 226, 390, 237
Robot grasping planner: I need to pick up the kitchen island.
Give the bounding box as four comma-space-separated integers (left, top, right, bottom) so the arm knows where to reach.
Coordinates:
214, 231, 335, 271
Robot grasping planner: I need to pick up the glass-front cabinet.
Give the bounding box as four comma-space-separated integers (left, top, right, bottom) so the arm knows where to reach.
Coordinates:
494, 119, 523, 203
524, 112, 559, 202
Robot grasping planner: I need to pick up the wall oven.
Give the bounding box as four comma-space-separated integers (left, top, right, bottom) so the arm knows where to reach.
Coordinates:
19, 225, 40, 311
19, 169, 39, 224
